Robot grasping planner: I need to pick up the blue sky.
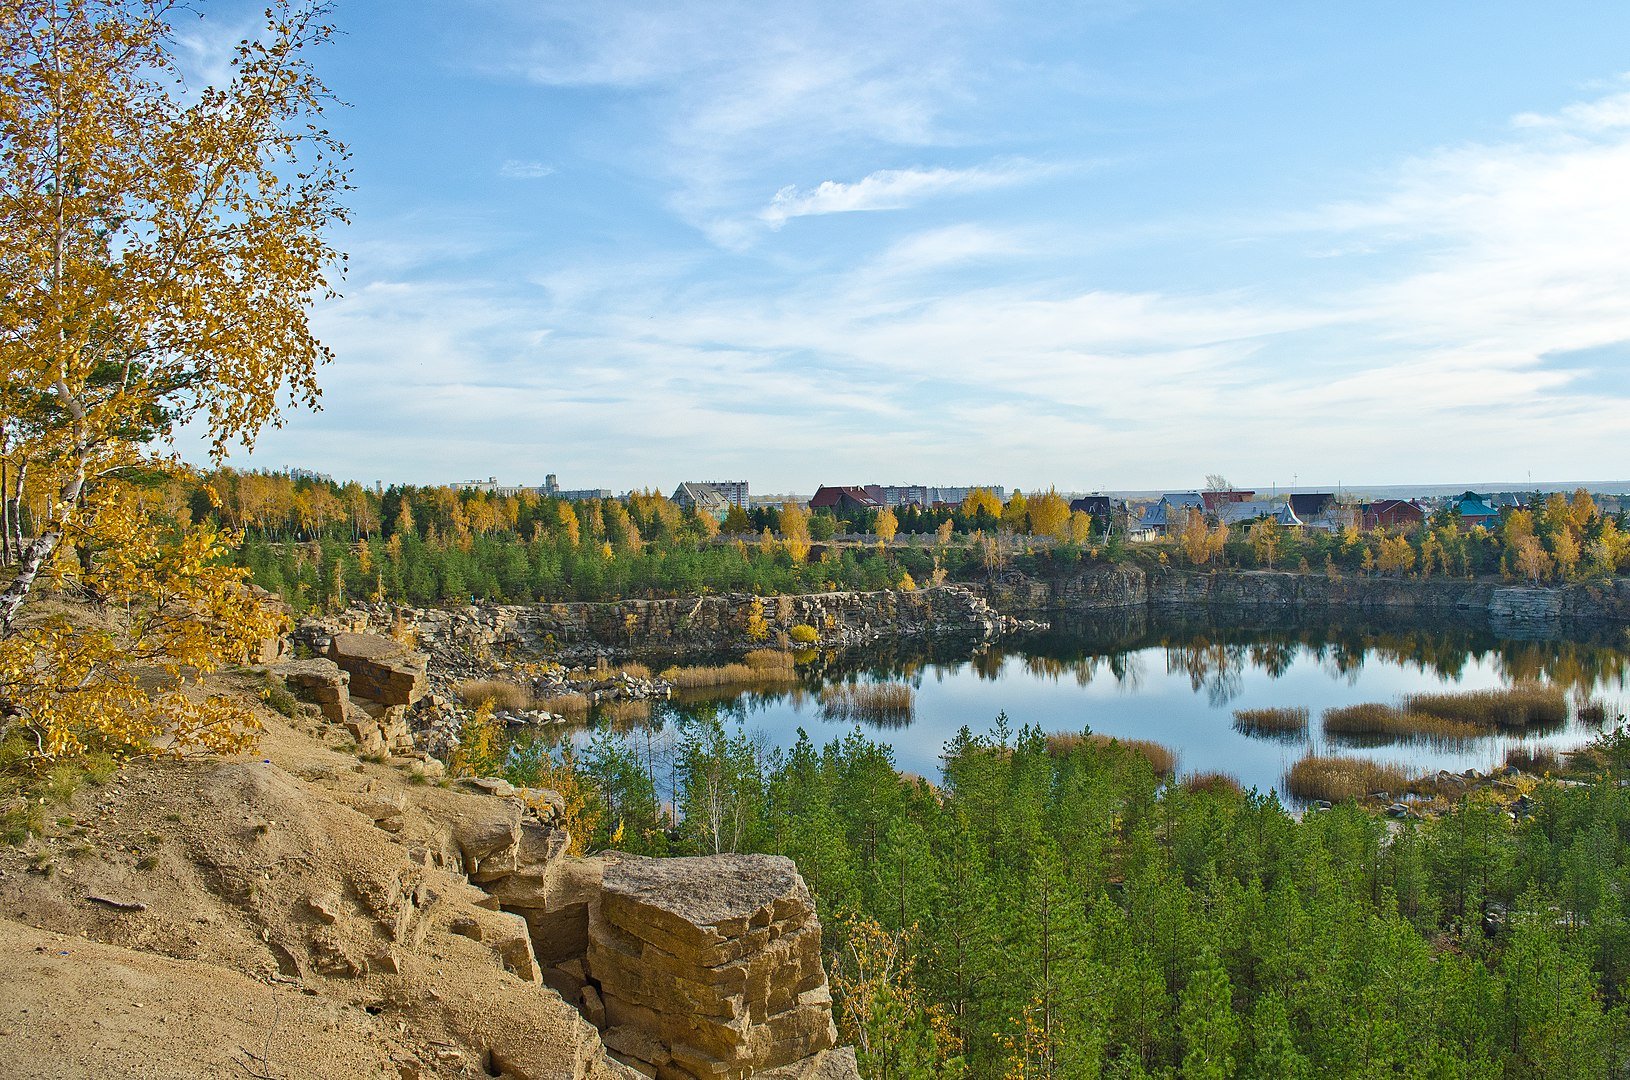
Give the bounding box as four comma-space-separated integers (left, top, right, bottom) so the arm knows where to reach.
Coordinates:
179, 1, 1630, 494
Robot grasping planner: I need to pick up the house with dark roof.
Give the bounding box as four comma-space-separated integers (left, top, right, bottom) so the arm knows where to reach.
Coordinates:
1288, 493, 1341, 529
808, 485, 882, 512
1361, 499, 1426, 531
1131, 492, 1205, 538
1449, 492, 1501, 530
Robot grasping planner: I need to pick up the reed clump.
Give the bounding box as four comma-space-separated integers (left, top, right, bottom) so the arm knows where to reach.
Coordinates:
743, 649, 798, 673
455, 678, 532, 714
1403, 684, 1566, 731
819, 683, 915, 724
1180, 771, 1245, 797
1577, 697, 1611, 726
1505, 744, 1560, 774
1048, 732, 1177, 777
1285, 755, 1413, 803
1233, 706, 1309, 737
597, 699, 652, 725
535, 691, 591, 718
660, 652, 801, 690
1322, 703, 1483, 742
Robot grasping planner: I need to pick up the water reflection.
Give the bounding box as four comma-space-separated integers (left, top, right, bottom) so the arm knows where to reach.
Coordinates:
579, 610, 1630, 796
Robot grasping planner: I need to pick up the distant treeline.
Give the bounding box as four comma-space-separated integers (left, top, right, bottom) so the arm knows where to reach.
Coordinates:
133, 471, 1630, 612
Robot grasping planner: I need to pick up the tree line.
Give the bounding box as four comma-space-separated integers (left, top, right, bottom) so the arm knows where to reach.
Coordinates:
490, 714, 1630, 1078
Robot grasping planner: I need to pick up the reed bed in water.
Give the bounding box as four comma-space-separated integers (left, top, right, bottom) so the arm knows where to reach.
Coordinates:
1322, 703, 1484, 742
1179, 771, 1245, 797
454, 678, 532, 713
596, 699, 652, 725
819, 683, 914, 724
1233, 706, 1309, 737
535, 692, 590, 718
1046, 732, 1177, 777
1504, 744, 1560, 774
1403, 684, 1566, 731
660, 651, 801, 689
1285, 755, 1414, 804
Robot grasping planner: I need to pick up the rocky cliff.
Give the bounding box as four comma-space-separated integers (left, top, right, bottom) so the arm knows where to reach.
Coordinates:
985, 563, 1630, 632
322, 585, 1030, 684
0, 629, 857, 1080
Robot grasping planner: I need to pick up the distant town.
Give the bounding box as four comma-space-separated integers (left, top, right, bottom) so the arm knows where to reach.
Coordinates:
440, 473, 1630, 536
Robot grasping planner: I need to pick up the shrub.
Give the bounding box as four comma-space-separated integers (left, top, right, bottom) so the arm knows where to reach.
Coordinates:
259, 674, 299, 719
788, 624, 820, 644
1284, 755, 1413, 803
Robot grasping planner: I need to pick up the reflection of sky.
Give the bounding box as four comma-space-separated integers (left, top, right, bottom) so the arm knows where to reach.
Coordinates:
648, 639, 1629, 799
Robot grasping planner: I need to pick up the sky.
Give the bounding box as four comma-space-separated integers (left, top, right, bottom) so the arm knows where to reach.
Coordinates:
175, 0, 1630, 495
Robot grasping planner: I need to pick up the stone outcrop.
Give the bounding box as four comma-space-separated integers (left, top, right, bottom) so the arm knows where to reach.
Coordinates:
326, 631, 429, 705
447, 815, 847, 1080
273, 657, 351, 724
324, 586, 1034, 684
588, 854, 836, 1079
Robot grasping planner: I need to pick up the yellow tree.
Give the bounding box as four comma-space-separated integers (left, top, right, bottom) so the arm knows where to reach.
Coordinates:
959, 487, 1002, 521
0, 0, 348, 760
1177, 507, 1211, 566
1027, 489, 1070, 540
874, 506, 898, 547
779, 502, 811, 564
1001, 490, 1030, 534
1247, 516, 1279, 568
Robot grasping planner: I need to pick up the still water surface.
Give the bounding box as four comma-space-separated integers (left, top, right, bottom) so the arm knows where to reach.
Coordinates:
601, 613, 1630, 798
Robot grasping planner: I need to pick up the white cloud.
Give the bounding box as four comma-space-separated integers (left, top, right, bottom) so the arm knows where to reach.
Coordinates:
760, 163, 1048, 227
498, 160, 555, 179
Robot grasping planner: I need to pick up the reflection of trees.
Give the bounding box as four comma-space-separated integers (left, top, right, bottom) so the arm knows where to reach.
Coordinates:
1165, 642, 1247, 706
636, 608, 1629, 725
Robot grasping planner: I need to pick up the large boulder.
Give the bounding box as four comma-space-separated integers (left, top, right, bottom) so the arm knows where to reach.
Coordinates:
587, 854, 837, 1079
326, 632, 428, 707
274, 658, 351, 724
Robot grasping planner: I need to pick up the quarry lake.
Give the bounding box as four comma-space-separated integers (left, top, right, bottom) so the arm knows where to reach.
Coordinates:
590, 612, 1630, 799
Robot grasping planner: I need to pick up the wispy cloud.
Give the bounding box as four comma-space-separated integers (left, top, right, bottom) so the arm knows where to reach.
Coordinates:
760, 163, 1048, 227
498, 160, 555, 179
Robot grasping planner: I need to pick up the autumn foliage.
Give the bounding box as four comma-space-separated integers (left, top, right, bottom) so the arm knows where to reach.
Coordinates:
0, 0, 346, 765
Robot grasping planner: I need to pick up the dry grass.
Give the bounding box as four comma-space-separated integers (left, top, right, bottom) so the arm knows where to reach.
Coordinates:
1233, 706, 1309, 737
535, 691, 591, 718
1403, 684, 1566, 731
1047, 732, 1177, 777
1180, 771, 1244, 797
1284, 755, 1414, 803
1322, 703, 1483, 742
618, 661, 653, 680
597, 699, 652, 725
454, 678, 531, 713
1577, 697, 1611, 726
743, 649, 798, 673
819, 683, 915, 724
659, 659, 801, 689
1504, 744, 1560, 774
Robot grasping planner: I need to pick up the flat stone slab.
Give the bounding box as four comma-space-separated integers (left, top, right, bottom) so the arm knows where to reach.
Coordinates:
601, 854, 808, 936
